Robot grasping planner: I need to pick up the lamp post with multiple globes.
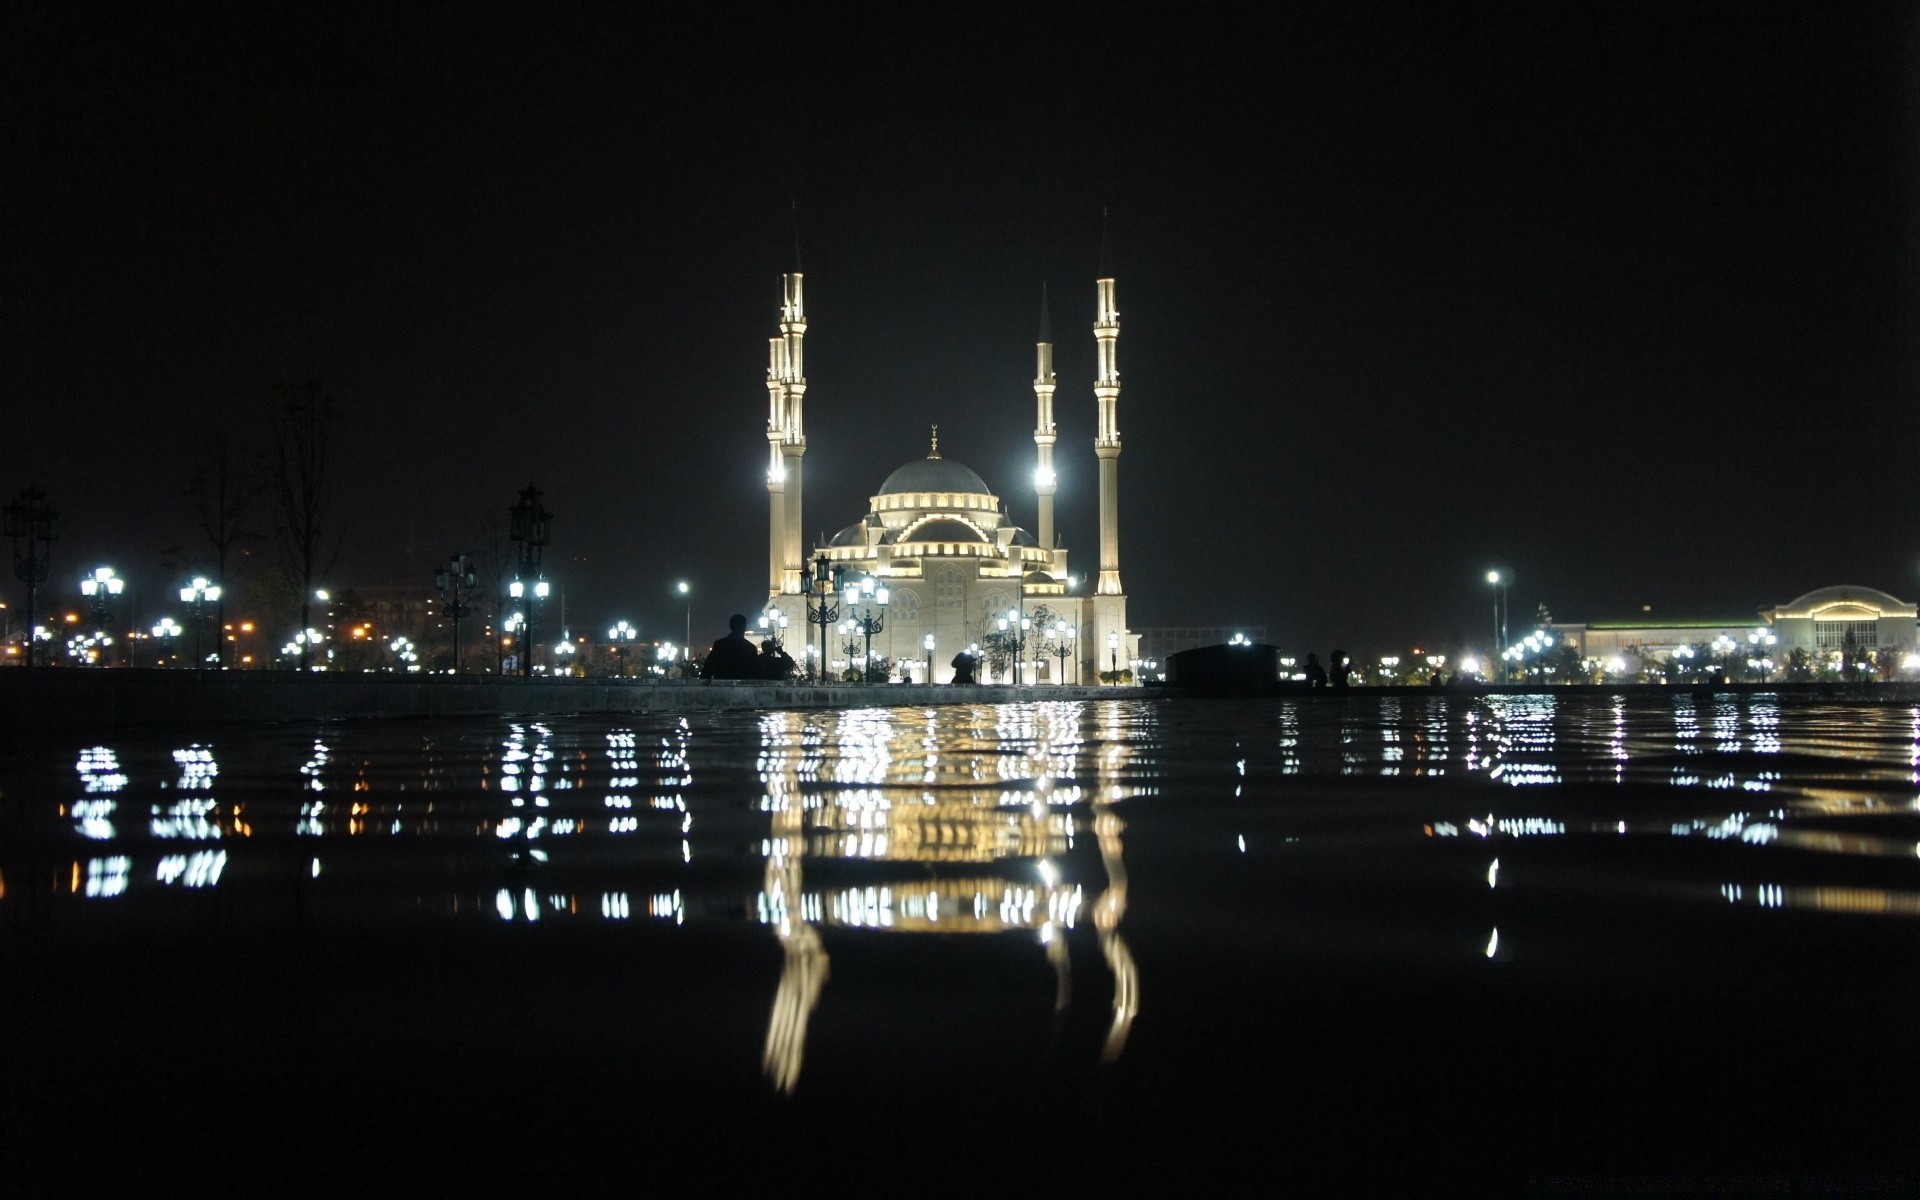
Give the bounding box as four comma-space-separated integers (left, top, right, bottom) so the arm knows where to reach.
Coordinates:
80, 566, 125, 666
507, 484, 553, 678
996, 607, 1031, 686
843, 577, 888, 683
434, 554, 478, 674
179, 576, 222, 669
804, 555, 838, 684
1038, 618, 1075, 685
608, 620, 638, 677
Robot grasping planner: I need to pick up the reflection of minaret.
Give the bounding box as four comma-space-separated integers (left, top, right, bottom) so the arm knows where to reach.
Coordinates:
1094, 215, 1123, 597
1033, 283, 1057, 553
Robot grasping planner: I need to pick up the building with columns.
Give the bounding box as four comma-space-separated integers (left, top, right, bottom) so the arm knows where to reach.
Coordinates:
759, 266, 1136, 684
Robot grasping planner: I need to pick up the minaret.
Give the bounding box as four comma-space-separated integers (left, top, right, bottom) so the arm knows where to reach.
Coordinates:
777, 270, 808, 594
766, 334, 788, 597
1033, 283, 1057, 552
1094, 222, 1123, 596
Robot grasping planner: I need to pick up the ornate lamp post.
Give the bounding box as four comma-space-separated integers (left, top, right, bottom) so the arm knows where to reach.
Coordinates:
608, 620, 637, 676
5, 487, 57, 668
1107, 630, 1120, 678
1486, 569, 1509, 683
923, 632, 935, 683
996, 607, 1031, 685
507, 484, 553, 678
1747, 629, 1778, 683
676, 581, 691, 659
757, 608, 790, 652
843, 577, 888, 683
804, 554, 839, 684
434, 553, 478, 674
179, 576, 222, 669
1038, 619, 1075, 685
80, 566, 125, 666
150, 617, 182, 667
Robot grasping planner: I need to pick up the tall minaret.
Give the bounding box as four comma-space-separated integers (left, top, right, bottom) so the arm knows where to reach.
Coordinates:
777, 270, 808, 594
1033, 283, 1057, 552
765, 332, 789, 597
1094, 222, 1124, 596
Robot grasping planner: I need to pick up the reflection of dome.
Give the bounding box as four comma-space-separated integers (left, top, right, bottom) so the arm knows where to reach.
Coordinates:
878, 457, 992, 496
899, 518, 987, 543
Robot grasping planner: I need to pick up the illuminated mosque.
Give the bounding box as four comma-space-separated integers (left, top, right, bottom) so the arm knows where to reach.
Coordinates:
757, 258, 1138, 684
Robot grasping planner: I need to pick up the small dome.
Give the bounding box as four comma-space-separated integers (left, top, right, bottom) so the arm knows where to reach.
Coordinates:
829, 523, 866, 548
1023, 570, 1055, 584
1009, 527, 1036, 547
878, 457, 993, 497
899, 518, 987, 544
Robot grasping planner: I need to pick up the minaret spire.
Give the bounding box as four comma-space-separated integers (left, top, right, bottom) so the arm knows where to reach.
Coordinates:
1094, 218, 1123, 597
1033, 281, 1057, 553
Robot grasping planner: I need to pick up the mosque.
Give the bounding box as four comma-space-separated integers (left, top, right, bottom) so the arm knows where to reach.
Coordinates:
757, 264, 1137, 684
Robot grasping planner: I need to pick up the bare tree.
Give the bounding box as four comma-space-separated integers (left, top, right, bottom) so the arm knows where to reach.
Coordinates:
185, 431, 262, 667
269, 380, 338, 670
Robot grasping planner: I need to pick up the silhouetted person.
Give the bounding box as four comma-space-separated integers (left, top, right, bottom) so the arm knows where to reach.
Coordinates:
949, 650, 977, 686
753, 639, 796, 681
1330, 649, 1350, 689
1304, 653, 1327, 688
701, 614, 759, 680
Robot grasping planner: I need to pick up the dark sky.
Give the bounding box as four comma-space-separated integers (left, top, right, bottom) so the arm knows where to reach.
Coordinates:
3, 3, 1912, 654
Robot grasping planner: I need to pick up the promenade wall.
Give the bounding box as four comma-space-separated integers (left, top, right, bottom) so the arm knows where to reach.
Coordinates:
0, 669, 1150, 732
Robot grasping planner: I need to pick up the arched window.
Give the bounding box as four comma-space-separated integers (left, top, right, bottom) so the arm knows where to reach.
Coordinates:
935, 568, 966, 608
891, 588, 920, 621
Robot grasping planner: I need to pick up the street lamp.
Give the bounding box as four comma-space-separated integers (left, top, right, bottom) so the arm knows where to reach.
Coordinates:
4, 486, 57, 668
804, 555, 839, 684
80, 566, 125, 666
179, 576, 222, 668
552, 634, 576, 676
923, 631, 935, 683
1747, 629, 1778, 683
844, 577, 888, 683
757, 608, 790, 652
996, 607, 1031, 685
508, 576, 551, 677
1107, 630, 1119, 677
434, 554, 478, 674
508, 484, 554, 678
1486, 570, 1509, 683
389, 635, 420, 672
151, 617, 182, 667
1038, 619, 1075, 685
677, 580, 691, 653
608, 619, 637, 676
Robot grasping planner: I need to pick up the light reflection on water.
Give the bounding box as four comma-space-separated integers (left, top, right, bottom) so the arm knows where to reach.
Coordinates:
6, 692, 1920, 1091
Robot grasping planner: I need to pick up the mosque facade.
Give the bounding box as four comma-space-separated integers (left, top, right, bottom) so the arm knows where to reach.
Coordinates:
757, 269, 1134, 684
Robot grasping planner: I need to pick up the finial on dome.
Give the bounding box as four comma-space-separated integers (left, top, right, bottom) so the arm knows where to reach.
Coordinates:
929, 424, 941, 458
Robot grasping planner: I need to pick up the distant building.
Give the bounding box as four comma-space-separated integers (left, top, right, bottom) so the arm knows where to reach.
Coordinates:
1552, 584, 1917, 669
1761, 585, 1916, 656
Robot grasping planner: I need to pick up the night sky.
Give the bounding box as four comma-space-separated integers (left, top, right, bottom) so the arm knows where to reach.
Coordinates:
4, 4, 1912, 655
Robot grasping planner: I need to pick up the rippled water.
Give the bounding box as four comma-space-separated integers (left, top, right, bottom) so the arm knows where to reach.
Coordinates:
3, 693, 1916, 1191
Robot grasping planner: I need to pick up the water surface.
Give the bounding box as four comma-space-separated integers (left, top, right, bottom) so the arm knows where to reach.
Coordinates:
3, 694, 1914, 1191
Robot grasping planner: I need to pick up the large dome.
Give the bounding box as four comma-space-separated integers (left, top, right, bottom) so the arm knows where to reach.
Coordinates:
878, 456, 993, 497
